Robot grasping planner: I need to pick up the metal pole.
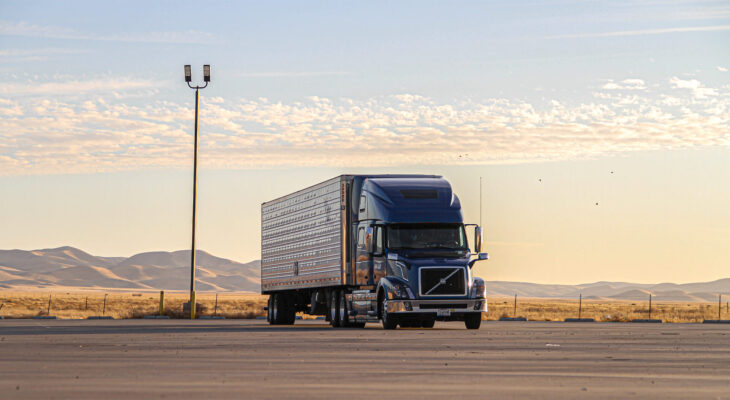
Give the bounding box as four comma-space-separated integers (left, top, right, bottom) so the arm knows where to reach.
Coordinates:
159, 291, 165, 316
85, 296, 88, 310
103, 294, 107, 316
579, 293, 582, 319
214, 293, 218, 316
514, 294, 517, 317
190, 88, 199, 320
720, 294, 722, 321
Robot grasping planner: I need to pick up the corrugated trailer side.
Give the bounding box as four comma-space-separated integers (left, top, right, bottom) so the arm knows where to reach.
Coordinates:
261, 176, 347, 293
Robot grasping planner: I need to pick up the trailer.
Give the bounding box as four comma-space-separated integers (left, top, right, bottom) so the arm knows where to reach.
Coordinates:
262, 175, 488, 329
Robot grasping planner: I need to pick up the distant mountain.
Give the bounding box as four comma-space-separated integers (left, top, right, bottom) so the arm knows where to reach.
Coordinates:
484, 279, 730, 301
0, 246, 260, 292
0, 246, 727, 300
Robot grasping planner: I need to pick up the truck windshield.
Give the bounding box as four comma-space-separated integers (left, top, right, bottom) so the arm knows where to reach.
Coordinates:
387, 224, 467, 250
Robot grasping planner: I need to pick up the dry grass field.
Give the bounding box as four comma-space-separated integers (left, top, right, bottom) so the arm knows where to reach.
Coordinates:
0, 291, 726, 322
0, 291, 268, 320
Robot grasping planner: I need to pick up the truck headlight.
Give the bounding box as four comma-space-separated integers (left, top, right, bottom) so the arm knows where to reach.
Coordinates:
470, 278, 486, 299
389, 282, 414, 299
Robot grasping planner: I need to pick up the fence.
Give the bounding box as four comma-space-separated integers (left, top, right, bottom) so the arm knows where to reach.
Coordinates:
0, 291, 727, 323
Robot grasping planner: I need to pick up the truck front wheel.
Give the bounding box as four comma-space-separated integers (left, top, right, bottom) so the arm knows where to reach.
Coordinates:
464, 314, 482, 329
380, 298, 398, 330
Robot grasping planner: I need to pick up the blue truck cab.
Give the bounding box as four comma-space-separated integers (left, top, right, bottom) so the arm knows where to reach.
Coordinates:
261, 175, 488, 329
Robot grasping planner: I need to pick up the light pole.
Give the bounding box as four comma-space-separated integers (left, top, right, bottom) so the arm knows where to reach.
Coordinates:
184, 64, 210, 319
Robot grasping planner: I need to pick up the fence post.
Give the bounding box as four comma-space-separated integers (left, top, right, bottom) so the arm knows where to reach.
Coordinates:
214, 293, 218, 316
648, 293, 652, 319
513, 294, 517, 317
85, 296, 88, 310
102, 294, 107, 316
579, 293, 582, 319
191, 291, 196, 319
47, 294, 52, 316
159, 291, 165, 316
720, 294, 722, 321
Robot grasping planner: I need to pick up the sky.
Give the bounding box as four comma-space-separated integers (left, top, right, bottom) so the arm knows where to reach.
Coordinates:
0, 1, 729, 284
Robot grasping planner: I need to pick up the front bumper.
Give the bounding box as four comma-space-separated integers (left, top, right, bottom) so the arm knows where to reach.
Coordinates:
386, 299, 487, 314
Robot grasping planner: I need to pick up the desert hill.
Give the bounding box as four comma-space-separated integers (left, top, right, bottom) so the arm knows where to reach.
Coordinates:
0, 246, 260, 292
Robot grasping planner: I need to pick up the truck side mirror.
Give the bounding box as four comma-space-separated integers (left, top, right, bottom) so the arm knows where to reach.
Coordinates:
474, 226, 482, 254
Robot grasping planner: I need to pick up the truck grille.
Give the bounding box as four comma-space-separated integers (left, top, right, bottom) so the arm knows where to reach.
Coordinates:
419, 267, 466, 296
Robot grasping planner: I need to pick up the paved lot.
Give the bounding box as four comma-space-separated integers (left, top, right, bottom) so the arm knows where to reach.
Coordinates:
0, 319, 728, 399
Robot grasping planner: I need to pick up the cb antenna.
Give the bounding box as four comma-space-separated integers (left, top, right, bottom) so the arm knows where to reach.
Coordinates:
480, 176, 483, 227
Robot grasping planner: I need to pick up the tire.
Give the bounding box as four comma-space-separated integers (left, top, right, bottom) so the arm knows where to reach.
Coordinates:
464, 314, 481, 330
380, 298, 398, 330
338, 290, 349, 328
329, 290, 340, 328
271, 294, 279, 325
421, 319, 435, 328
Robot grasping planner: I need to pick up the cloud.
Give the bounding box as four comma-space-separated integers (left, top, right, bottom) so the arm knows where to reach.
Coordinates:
601, 79, 646, 90
0, 20, 214, 44
0, 76, 728, 176
669, 76, 718, 99
0, 77, 160, 96
549, 25, 730, 39
718, 66, 728, 72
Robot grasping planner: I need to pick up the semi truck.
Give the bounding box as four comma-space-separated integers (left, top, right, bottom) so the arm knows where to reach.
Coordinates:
261, 175, 489, 329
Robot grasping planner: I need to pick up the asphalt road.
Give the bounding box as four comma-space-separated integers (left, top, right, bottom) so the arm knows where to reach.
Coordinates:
0, 319, 728, 399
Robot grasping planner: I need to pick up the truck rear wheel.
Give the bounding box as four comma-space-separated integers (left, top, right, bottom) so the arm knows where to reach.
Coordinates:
338, 290, 349, 328
464, 314, 481, 329
329, 290, 340, 327
380, 298, 398, 330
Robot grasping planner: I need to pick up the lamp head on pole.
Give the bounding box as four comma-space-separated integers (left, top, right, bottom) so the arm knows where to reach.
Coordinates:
203, 65, 211, 82
184, 65, 192, 82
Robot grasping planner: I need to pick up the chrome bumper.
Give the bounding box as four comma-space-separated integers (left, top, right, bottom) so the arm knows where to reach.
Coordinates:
386, 299, 487, 314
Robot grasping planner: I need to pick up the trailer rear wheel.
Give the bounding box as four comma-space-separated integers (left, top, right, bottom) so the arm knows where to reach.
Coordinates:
464, 314, 481, 329
271, 294, 280, 324
270, 293, 296, 325
329, 290, 340, 327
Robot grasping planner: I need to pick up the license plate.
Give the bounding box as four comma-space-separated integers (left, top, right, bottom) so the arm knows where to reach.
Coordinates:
437, 309, 451, 317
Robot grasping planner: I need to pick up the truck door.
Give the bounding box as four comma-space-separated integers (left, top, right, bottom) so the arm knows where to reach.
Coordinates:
355, 224, 373, 285
371, 225, 386, 284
